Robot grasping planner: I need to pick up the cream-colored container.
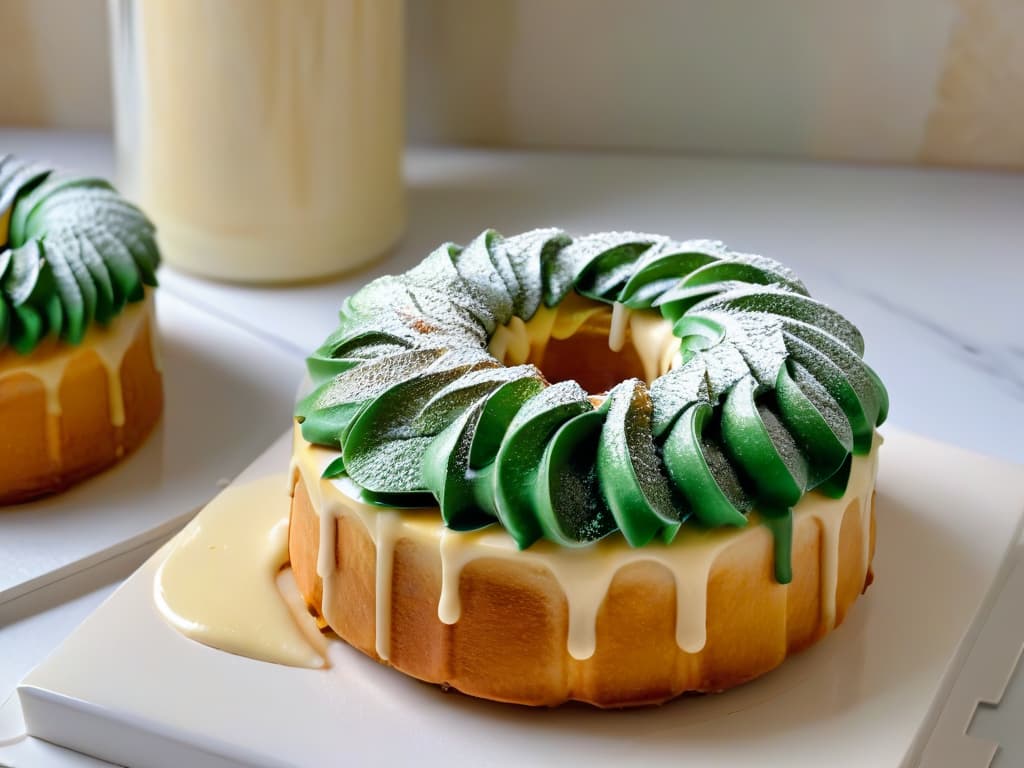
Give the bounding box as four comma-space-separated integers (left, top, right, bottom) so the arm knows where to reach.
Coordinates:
110, 0, 404, 283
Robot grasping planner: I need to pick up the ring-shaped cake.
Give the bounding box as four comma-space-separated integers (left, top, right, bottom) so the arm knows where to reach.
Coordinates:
290, 229, 888, 706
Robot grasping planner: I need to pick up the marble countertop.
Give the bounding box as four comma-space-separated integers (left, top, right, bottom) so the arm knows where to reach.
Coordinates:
0, 130, 1021, 766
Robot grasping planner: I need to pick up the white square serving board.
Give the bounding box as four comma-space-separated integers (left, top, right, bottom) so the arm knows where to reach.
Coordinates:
17, 429, 1024, 768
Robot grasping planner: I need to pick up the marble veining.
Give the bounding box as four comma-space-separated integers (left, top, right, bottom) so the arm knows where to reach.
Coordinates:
857, 288, 1024, 403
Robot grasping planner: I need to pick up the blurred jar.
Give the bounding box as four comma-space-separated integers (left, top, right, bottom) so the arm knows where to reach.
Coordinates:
109, 0, 404, 283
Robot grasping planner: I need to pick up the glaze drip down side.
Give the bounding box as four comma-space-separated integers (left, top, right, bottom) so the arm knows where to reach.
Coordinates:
155, 473, 328, 669
285, 425, 879, 705
0, 293, 163, 504
292, 425, 879, 662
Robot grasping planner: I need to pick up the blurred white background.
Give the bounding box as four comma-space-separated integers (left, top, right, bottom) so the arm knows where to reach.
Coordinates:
1, 0, 1022, 169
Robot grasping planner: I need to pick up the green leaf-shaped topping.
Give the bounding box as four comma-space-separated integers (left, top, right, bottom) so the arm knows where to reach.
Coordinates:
82, 225, 144, 303
76, 232, 120, 322
306, 332, 413, 386
673, 313, 726, 349
535, 408, 617, 546
468, 376, 547, 468
818, 453, 854, 498
484, 232, 521, 310
495, 381, 593, 548
0, 159, 50, 242
775, 360, 853, 488
572, 233, 664, 302
44, 292, 63, 341
695, 341, 752, 402
546, 232, 657, 307
650, 356, 710, 437
675, 253, 807, 296
453, 230, 514, 327
11, 175, 113, 244
342, 350, 497, 493
414, 364, 542, 435
694, 284, 864, 356
866, 363, 890, 425
502, 228, 570, 320
336, 275, 421, 337
44, 238, 86, 343
422, 400, 495, 530
720, 375, 808, 508
296, 348, 448, 448
0, 155, 159, 354
597, 379, 684, 546
617, 239, 725, 308
3, 240, 54, 307
10, 304, 44, 354
782, 325, 881, 453
404, 243, 500, 334
404, 283, 489, 346
47, 230, 94, 340
662, 402, 750, 527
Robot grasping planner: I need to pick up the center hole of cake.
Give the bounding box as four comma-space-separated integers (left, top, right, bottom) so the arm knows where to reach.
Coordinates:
537, 313, 649, 394
489, 297, 678, 395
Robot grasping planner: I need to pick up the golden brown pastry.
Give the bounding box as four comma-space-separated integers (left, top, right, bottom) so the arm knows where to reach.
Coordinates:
289, 229, 888, 705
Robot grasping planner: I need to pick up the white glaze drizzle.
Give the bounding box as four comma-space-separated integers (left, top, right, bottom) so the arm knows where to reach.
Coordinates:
91, 337, 127, 428
487, 306, 546, 366
436, 527, 464, 625
290, 426, 879, 662
154, 473, 327, 668
313, 458, 340, 634
373, 509, 401, 660
805, 438, 880, 631
0, 294, 154, 434
430, 520, 738, 658
628, 308, 678, 384
608, 301, 631, 352
861, 432, 883, 576
815, 496, 851, 631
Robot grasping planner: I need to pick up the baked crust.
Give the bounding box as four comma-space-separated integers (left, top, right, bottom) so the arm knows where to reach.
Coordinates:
0, 305, 163, 505
289, 473, 876, 707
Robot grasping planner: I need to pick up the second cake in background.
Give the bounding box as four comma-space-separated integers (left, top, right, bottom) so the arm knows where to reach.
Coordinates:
0, 154, 163, 505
